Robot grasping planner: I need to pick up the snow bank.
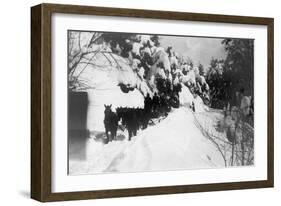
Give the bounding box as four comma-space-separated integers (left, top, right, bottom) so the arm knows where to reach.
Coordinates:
179, 84, 194, 107
193, 95, 207, 113
69, 107, 226, 175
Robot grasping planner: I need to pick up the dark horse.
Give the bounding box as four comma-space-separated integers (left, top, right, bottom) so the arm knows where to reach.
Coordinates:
104, 104, 118, 143
116, 107, 140, 141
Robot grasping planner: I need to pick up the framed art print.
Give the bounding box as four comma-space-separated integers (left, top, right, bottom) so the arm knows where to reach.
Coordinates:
31, 3, 274, 202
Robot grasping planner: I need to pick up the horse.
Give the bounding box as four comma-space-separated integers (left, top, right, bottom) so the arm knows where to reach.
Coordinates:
144, 94, 153, 123
116, 107, 140, 141
103, 104, 119, 143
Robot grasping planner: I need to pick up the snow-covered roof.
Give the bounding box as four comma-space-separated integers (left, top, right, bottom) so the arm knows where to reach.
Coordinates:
70, 51, 137, 89
70, 50, 145, 110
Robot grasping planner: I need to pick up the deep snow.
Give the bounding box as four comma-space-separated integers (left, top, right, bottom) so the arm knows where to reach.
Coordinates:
69, 107, 226, 175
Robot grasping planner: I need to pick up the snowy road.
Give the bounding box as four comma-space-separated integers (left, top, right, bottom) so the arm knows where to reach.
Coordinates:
69, 107, 226, 175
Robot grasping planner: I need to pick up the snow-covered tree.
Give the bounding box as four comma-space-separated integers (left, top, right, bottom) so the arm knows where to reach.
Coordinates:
198, 62, 205, 76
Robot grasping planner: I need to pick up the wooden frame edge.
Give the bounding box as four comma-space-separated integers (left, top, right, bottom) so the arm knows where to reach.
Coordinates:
31, 4, 43, 201
267, 18, 274, 188
42, 180, 272, 202
42, 3, 274, 24
31, 3, 53, 202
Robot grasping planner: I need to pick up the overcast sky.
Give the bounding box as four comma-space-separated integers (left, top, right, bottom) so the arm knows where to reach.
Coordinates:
160, 35, 227, 68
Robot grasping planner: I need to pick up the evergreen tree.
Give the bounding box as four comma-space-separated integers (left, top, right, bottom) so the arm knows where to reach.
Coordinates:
222, 38, 254, 97
206, 39, 254, 109
198, 63, 205, 76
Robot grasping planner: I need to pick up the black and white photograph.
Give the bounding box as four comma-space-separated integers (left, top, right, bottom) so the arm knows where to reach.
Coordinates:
67, 30, 254, 175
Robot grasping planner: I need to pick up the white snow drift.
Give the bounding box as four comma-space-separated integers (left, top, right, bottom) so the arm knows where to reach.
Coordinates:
69, 107, 225, 175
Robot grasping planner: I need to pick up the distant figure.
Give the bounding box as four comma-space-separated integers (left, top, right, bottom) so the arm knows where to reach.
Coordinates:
240, 95, 252, 117
191, 101, 195, 112
104, 104, 119, 143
